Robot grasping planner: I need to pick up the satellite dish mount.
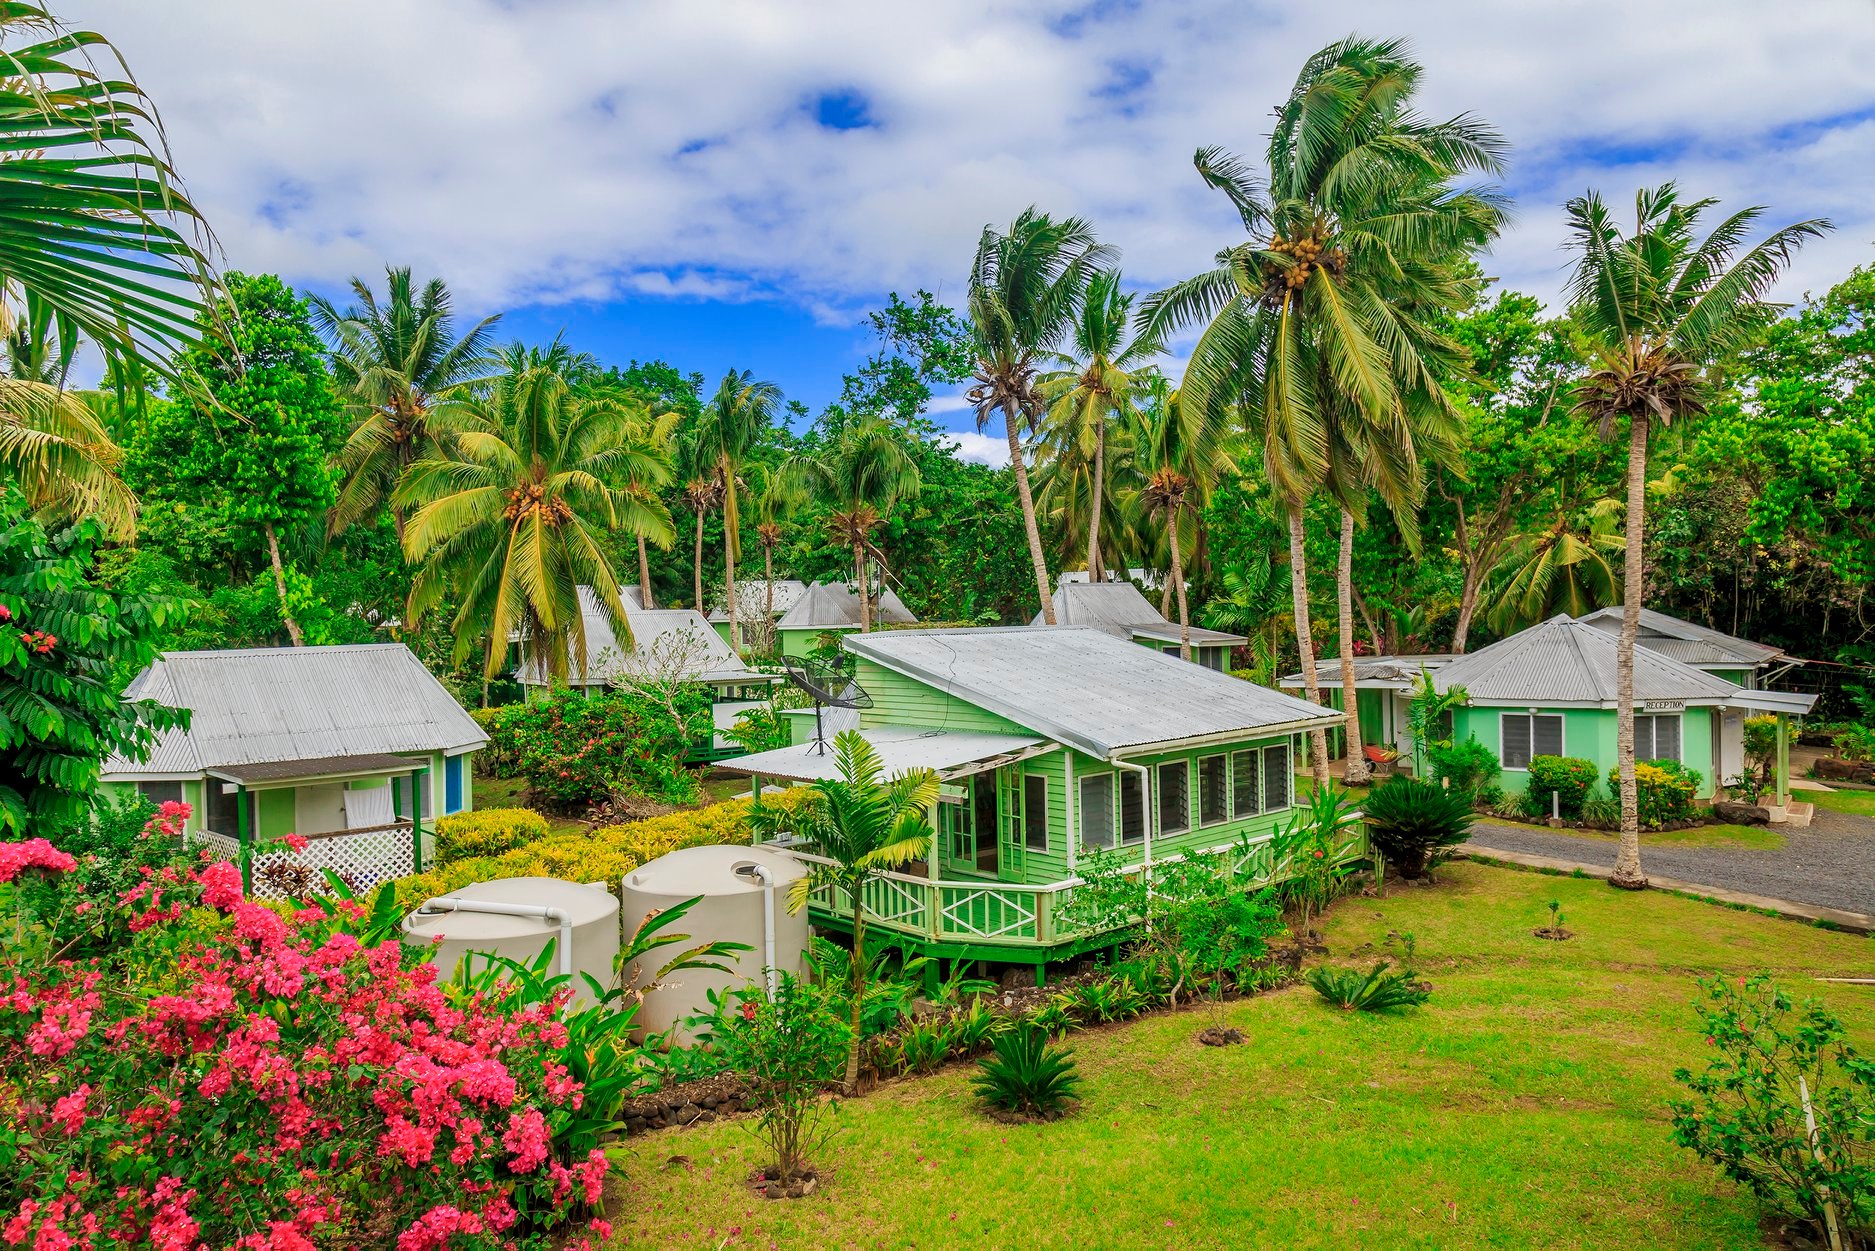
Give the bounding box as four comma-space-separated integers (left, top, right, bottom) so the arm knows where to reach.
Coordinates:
781, 657, 873, 755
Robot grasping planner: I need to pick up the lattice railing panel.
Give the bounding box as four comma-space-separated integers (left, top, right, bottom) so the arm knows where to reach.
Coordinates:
189, 824, 421, 900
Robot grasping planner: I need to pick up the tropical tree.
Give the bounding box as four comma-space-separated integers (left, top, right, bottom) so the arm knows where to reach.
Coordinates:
311, 267, 502, 537
1123, 388, 1235, 660
396, 350, 673, 682
1203, 554, 1292, 681
746, 462, 796, 640
680, 473, 723, 615
1036, 269, 1160, 579
768, 730, 937, 1092
618, 406, 679, 610
965, 209, 1114, 624
1482, 501, 1621, 634
692, 370, 782, 653
1563, 184, 1826, 887
785, 419, 921, 632
1143, 36, 1506, 784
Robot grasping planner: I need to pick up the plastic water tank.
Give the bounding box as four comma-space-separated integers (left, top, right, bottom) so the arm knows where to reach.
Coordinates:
620, 845, 809, 1043
402, 877, 621, 1008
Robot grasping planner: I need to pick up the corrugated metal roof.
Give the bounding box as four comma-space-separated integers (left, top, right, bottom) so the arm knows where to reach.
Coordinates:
1433, 615, 1742, 706
775, 581, 917, 631
1031, 581, 1245, 646
1278, 655, 1453, 687
708, 579, 811, 622
518, 586, 775, 687
719, 726, 1048, 784
1576, 605, 1782, 667
103, 644, 486, 778
844, 627, 1339, 759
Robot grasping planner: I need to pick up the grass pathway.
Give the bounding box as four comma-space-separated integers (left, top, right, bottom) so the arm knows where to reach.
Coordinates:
602, 862, 1875, 1249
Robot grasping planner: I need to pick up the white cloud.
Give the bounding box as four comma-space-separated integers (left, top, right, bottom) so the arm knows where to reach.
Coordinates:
925, 392, 973, 415
935, 430, 1010, 468
59, 0, 1875, 327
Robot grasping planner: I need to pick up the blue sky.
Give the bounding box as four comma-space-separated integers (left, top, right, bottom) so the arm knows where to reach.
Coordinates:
69, 0, 1875, 461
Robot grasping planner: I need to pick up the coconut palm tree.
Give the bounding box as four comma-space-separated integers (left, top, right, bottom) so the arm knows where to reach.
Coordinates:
311, 267, 503, 537
784, 419, 921, 632
1121, 389, 1235, 662
1036, 269, 1160, 580
1483, 501, 1622, 634
1203, 554, 1292, 682
1563, 184, 1827, 888
965, 210, 1115, 624
1143, 36, 1506, 785
744, 462, 797, 648
681, 473, 723, 615
693, 370, 782, 653
765, 729, 936, 1093
396, 354, 672, 682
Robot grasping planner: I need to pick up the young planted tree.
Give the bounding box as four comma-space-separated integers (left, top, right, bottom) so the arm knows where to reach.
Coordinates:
167, 273, 344, 646
311, 267, 502, 538
771, 730, 937, 1093
1144, 36, 1506, 784
966, 209, 1114, 624
397, 348, 672, 682
693, 370, 782, 653
1563, 185, 1826, 888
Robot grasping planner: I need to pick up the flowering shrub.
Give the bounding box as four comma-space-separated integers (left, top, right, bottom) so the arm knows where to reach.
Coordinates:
435, 808, 551, 867
0, 833, 612, 1248
1610, 760, 1702, 827
493, 689, 708, 811
1521, 755, 1600, 819
391, 788, 818, 911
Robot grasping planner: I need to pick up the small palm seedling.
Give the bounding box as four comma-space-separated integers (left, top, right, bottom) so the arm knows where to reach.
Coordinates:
1535, 899, 1572, 941
1307, 961, 1431, 1013
970, 1024, 1083, 1120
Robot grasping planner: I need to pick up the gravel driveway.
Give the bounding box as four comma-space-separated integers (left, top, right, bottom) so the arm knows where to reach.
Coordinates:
1465, 805, 1875, 916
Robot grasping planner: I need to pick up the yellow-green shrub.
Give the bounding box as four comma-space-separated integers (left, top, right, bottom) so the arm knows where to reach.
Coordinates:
434, 807, 550, 866
390, 788, 818, 911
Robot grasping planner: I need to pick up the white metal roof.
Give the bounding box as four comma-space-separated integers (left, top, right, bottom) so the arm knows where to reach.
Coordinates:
708, 579, 811, 623
718, 726, 1050, 784
1575, 605, 1783, 667
775, 581, 917, 631
1433, 615, 1746, 707
103, 643, 486, 779
518, 586, 776, 687
1277, 655, 1454, 689
844, 626, 1339, 759
1031, 581, 1244, 646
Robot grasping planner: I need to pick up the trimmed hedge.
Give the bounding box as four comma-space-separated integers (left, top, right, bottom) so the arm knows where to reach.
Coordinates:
1611, 760, 1702, 828
434, 807, 550, 866
390, 789, 818, 911
1522, 755, 1599, 819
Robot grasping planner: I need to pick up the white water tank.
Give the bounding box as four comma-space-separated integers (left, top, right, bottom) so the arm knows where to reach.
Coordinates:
620, 845, 809, 1043
402, 877, 621, 1009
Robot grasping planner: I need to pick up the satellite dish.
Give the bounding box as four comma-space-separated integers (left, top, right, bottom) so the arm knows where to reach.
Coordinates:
782, 656, 872, 754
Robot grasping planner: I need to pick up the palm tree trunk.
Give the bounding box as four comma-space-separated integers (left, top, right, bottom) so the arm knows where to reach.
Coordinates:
845, 892, 867, 1093
854, 543, 873, 632
264, 523, 305, 647
637, 534, 655, 609
763, 545, 776, 652
1611, 414, 1649, 890
1160, 577, 1174, 619
1169, 516, 1191, 663
1338, 510, 1371, 784
1005, 406, 1055, 624
692, 511, 705, 612
1287, 505, 1331, 787
723, 474, 741, 656
1086, 421, 1106, 580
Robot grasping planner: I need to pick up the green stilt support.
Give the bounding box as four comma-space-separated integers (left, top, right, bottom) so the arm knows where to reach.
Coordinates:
1034, 963, 1046, 988
923, 957, 942, 999
235, 784, 251, 893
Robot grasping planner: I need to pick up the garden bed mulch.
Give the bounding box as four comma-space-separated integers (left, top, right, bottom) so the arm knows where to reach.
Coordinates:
619, 1074, 750, 1136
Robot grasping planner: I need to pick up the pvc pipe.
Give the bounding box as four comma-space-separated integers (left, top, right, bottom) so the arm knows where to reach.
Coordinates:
737, 863, 779, 1000
418, 898, 574, 977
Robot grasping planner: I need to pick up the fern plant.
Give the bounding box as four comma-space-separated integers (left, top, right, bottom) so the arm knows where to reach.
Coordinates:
1306, 961, 1431, 1012
970, 1025, 1084, 1118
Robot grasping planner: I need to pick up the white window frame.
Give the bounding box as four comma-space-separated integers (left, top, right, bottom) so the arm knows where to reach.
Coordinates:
1079, 772, 1115, 851
1260, 743, 1292, 814
1118, 771, 1146, 845
1634, 713, 1683, 764
1500, 711, 1565, 771
1230, 748, 1259, 819
1157, 760, 1191, 835
1197, 753, 1229, 827
1022, 773, 1049, 852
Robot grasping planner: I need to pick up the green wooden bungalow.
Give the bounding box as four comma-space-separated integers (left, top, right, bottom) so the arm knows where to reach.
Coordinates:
707, 578, 810, 650
100, 644, 485, 893
773, 580, 917, 658
515, 586, 779, 762
1033, 578, 1245, 671
1285, 614, 1815, 811
1573, 605, 1793, 689
719, 626, 1353, 978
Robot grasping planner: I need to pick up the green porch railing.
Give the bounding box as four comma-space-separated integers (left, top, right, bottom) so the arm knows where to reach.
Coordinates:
782, 815, 1369, 951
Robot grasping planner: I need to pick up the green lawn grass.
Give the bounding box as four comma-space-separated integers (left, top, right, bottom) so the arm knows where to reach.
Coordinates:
1810, 786, 1875, 818
470, 774, 587, 837
1473, 817, 1785, 852
603, 862, 1874, 1248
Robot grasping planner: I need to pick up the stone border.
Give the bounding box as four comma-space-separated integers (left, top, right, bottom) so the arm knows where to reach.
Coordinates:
1459, 846, 1875, 936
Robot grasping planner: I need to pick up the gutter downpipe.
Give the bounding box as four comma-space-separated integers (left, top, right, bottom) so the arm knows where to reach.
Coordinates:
418, 898, 573, 977
1111, 756, 1153, 934
736, 863, 779, 1000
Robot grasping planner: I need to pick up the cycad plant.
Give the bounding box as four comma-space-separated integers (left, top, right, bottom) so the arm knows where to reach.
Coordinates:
970, 1024, 1083, 1119
396, 348, 673, 681
1144, 36, 1506, 784
1307, 960, 1430, 1012
768, 730, 937, 1093
1562, 184, 1826, 887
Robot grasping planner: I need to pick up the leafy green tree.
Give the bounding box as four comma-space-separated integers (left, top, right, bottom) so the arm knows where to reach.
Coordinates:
760, 730, 937, 1093
966, 209, 1114, 625
162, 273, 344, 646
0, 491, 186, 835
397, 348, 671, 682
693, 370, 783, 652
1563, 184, 1826, 886
311, 266, 502, 538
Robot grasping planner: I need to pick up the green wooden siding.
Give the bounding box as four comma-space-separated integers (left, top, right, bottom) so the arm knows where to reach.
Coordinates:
257, 788, 295, 839
853, 660, 1030, 735
1455, 705, 1716, 798
779, 625, 855, 658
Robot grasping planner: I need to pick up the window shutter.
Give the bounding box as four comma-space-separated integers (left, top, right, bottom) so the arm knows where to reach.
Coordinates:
1261, 744, 1291, 811
1199, 755, 1228, 825
1231, 749, 1259, 818
1502, 715, 1532, 769
1157, 761, 1190, 834
1533, 715, 1564, 758
1080, 774, 1114, 849
1023, 775, 1048, 851
1657, 715, 1681, 763
1119, 772, 1145, 843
